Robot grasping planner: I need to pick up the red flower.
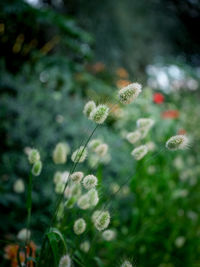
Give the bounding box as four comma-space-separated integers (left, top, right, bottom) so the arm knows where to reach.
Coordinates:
161, 110, 179, 119
153, 93, 164, 104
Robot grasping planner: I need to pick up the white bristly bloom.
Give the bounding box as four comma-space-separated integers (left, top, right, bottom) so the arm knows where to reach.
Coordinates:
166, 135, 189, 150
13, 179, 25, 193
17, 228, 31, 241
59, 254, 71, 267
102, 229, 116, 241
93, 210, 110, 231
90, 104, 109, 124
131, 145, 148, 160
83, 101, 96, 119
118, 82, 142, 104
73, 218, 86, 235
77, 194, 90, 210
70, 171, 84, 183
136, 118, 154, 129
95, 143, 108, 157
71, 146, 87, 163
83, 175, 98, 189
80, 241, 90, 253
121, 260, 133, 267
88, 139, 102, 150
53, 142, 70, 164
126, 130, 141, 144
87, 188, 99, 206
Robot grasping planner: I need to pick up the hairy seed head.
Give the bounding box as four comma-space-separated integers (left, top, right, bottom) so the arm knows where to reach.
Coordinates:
32, 160, 42, 176
53, 143, 70, 164
88, 139, 102, 150
119, 82, 142, 104
137, 118, 154, 129
80, 241, 90, 253
83, 175, 98, 190
90, 104, 109, 124
70, 171, 84, 183
126, 131, 141, 144
59, 254, 71, 267
87, 188, 99, 206
83, 101, 96, 118
102, 229, 116, 241
73, 218, 86, 235
77, 194, 90, 210
131, 145, 148, 160
166, 135, 189, 150
94, 210, 110, 231
95, 144, 108, 157
28, 148, 40, 164
71, 146, 87, 163
121, 260, 133, 267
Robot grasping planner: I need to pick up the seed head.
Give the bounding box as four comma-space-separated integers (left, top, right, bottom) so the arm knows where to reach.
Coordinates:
71, 146, 87, 163
32, 160, 42, 176
118, 82, 142, 104
83, 175, 98, 189
102, 229, 116, 241
166, 135, 189, 150
137, 118, 154, 129
87, 188, 99, 206
17, 228, 31, 241
59, 254, 71, 267
73, 218, 86, 235
28, 148, 40, 164
80, 241, 90, 253
93, 210, 110, 231
53, 143, 69, 164
126, 131, 141, 144
121, 260, 133, 267
70, 171, 84, 183
95, 144, 108, 157
77, 194, 90, 210
90, 104, 109, 124
83, 101, 96, 118
88, 139, 102, 150
13, 179, 25, 193
131, 145, 148, 160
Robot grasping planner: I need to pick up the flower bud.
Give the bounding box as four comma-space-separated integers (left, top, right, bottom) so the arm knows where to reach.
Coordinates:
93, 210, 110, 231
126, 131, 141, 144
73, 218, 86, 235
32, 160, 42, 176
83, 175, 98, 190
71, 146, 87, 163
28, 148, 40, 164
83, 101, 96, 118
90, 104, 109, 124
119, 83, 142, 104
131, 145, 148, 160
166, 135, 189, 150
59, 254, 71, 267
53, 142, 69, 164
70, 171, 84, 183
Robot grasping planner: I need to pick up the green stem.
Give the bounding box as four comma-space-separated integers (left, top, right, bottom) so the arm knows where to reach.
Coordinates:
26, 173, 33, 245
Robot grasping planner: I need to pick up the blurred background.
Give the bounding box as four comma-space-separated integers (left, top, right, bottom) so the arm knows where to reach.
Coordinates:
0, 0, 200, 266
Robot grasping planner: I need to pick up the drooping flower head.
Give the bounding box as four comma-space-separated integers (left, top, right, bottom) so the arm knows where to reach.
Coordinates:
73, 218, 86, 235
131, 145, 148, 160
83, 101, 96, 119
32, 160, 42, 176
59, 254, 71, 267
126, 131, 141, 144
93, 210, 110, 231
166, 135, 189, 150
118, 82, 142, 104
53, 142, 70, 164
83, 175, 98, 190
71, 146, 87, 163
70, 171, 84, 183
28, 148, 40, 164
90, 104, 109, 124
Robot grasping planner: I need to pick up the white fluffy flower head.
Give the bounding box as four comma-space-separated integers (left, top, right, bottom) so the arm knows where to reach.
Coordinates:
70, 171, 84, 183
83, 101, 96, 119
90, 104, 109, 124
166, 135, 189, 150
59, 254, 71, 267
102, 229, 116, 241
95, 143, 108, 157
121, 260, 133, 267
71, 146, 87, 163
28, 148, 40, 164
73, 218, 86, 235
131, 145, 148, 160
119, 83, 142, 104
93, 210, 110, 231
83, 174, 98, 189
126, 131, 141, 144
